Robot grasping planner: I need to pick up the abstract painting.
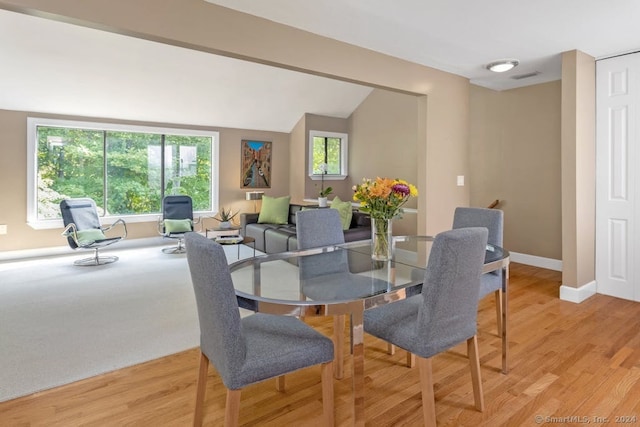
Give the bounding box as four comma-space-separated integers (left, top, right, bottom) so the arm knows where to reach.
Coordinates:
241, 139, 272, 188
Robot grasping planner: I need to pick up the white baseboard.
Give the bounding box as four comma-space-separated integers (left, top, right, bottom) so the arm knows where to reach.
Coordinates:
559, 281, 597, 303
497, 251, 600, 304
509, 251, 562, 271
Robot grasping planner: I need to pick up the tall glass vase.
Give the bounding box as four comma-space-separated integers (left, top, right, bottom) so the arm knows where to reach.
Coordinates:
371, 218, 392, 261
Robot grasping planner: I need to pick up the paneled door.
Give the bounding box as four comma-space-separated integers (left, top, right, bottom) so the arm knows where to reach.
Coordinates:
596, 53, 640, 301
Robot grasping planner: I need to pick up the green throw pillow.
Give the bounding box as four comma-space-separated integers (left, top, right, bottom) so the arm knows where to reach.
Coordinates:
165, 218, 192, 233
331, 196, 353, 230
258, 195, 291, 224
75, 228, 107, 245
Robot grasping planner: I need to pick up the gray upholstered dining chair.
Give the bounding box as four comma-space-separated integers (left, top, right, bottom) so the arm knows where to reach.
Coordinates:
296, 208, 355, 289
296, 209, 389, 300
296, 208, 346, 249
364, 227, 488, 425
184, 232, 334, 427
452, 207, 505, 336
296, 208, 369, 379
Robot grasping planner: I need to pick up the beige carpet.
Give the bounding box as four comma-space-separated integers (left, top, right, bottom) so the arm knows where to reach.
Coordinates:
0, 240, 256, 403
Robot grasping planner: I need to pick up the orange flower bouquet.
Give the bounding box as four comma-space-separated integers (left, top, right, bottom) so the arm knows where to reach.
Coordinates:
353, 177, 418, 260
352, 177, 418, 220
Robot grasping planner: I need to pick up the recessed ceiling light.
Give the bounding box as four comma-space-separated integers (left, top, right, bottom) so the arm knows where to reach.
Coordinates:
486, 59, 520, 73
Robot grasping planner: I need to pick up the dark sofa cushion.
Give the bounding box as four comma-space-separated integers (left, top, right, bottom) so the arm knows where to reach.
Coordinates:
351, 211, 371, 229
288, 204, 304, 225
344, 226, 371, 242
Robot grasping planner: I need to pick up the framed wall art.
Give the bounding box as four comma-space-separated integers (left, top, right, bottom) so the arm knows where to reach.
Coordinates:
241, 139, 272, 188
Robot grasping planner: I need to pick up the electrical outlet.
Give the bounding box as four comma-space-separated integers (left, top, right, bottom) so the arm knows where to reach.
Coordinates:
456, 175, 465, 186
0, 224, 7, 235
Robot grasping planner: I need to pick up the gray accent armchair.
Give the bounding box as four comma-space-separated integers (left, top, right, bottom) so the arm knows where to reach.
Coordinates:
158, 195, 199, 254
363, 227, 488, 425
185, 232, 334, 426
60, 198, 127, 266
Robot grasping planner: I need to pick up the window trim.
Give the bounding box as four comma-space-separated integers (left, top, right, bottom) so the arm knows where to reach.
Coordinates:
308, 130, 348, 181
27, 117, 219, 230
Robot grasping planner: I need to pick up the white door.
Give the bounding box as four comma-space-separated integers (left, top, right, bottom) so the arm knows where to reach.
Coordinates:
596, 54, 640, 301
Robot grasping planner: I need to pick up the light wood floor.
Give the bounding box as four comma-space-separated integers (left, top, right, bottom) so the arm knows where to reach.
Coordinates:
3, 263, 640, 426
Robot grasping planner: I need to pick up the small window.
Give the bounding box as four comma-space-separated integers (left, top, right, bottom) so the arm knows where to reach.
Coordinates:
308, 130, 348, 180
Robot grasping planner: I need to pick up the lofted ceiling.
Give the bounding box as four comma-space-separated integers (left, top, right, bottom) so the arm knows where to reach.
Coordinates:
0, 9, 373, 133
2, 2, 640, 132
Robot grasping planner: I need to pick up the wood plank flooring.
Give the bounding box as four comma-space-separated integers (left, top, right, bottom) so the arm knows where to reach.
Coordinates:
3, 263, 640, 426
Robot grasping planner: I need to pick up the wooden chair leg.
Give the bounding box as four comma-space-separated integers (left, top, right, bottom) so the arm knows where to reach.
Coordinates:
387, 343, 396, 355
494, 289, 503, 336
193, 352, 209, 427
224, 389, 242, 427
321, 361, 335, 426
406, 351, 416, 368
333, 315, 345, 379
417, 356, 437, 426
467, 335, 485, 411
275, 375, 285, 392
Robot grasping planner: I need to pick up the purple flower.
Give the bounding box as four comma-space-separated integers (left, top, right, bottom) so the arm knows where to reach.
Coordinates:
391, 183, 410, 197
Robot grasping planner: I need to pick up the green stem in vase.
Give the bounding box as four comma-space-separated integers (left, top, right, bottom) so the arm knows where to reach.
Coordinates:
372, 218, 391, 261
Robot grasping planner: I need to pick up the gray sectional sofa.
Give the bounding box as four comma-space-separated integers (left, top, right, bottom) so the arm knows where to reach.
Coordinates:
240, 203, 371, 254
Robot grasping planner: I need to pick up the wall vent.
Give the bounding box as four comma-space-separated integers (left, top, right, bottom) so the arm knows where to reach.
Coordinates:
511, 71, 541, 80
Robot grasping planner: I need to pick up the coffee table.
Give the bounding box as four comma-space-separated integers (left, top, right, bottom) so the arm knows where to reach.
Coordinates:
205, 226, 241, 238
213, 235, 256, 258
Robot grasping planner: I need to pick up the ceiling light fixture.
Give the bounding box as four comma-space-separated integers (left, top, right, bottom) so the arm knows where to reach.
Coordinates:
486, 59, 520, 73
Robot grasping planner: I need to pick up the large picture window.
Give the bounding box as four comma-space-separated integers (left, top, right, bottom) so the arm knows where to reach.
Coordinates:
27, 118, 218, 228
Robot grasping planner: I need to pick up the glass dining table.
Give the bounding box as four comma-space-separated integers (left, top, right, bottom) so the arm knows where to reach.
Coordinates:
229, 236, 509, 426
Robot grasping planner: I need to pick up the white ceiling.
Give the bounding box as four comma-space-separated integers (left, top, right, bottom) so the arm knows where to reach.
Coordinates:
2, 2, 640, 132
207, 0, 640, 91
0, 9, 372, 133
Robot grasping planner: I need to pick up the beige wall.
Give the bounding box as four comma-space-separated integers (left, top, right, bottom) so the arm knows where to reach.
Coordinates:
0, 109, 289, 252
424, 83, 471, 236
561, 50, 596, 288
470, 81, 562, 259
288, 115, 306, 204
349, 89, 420, 235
